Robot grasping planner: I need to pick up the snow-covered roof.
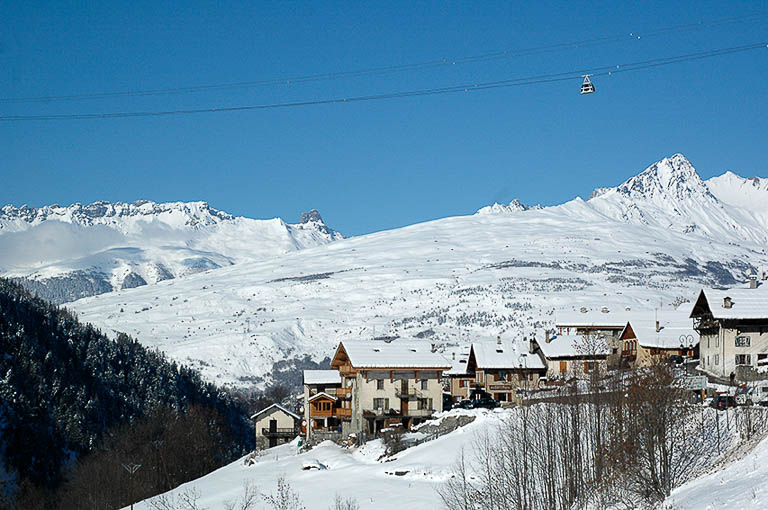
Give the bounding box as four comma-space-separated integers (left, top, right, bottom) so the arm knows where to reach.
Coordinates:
303, 369, 342, 386
250, 403, 300, 421
445, 345, 471, 376
308, 392, 338, 402
623, 312, 699, 349
470, 339, 545, 370
334, 340, 451, 369
555, 310, 635, 328
693, 285, 768, 320
536, 334, 610, 359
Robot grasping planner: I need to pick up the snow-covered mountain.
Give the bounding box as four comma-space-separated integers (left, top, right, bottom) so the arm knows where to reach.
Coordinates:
0, 200, 341, 303
476, 199, 541, 214
583, 154, 768, 243
67, 154, 768, 387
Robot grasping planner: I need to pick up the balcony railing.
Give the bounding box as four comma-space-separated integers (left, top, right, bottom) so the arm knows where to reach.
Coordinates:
309, 406, 352, 418
261, 428, 298, 438
395, 387, 425, 400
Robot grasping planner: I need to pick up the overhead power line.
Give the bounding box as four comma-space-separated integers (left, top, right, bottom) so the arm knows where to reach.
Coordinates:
1, 42, 765, 122
0, 12, 765, 104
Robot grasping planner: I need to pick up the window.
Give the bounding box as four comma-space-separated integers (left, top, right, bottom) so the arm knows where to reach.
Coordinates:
707, 336, 710, 349
418, 398, 433, 410
714, 354, 719, 366
758, 354, 768, 367
735, 336, 751, 348
376, 379, 384, 390
421, 379, 428, 390
373, 398, 389, 410
735, 354, 752, 366
715, 335, 719, 348
461, 379, 470, 388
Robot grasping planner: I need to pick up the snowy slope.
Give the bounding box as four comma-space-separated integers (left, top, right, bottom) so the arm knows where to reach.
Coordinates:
66, 155, 768, 387
131, 409, 498, 510
129, 407, 768, 510
669, 433, 768, 509
0, 201, 341, 302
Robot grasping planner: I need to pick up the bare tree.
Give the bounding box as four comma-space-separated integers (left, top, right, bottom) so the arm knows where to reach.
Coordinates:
330, 494, 360, 510
262, 476, 305, 510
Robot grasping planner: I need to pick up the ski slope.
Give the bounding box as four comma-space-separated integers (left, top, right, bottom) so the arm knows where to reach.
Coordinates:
67, 155, 768, 387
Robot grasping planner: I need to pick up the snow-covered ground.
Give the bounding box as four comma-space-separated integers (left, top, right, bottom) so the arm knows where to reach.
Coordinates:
131, 409, 496, 510
669, 432, 768, 509
68, 155, 768, 386
128, 405, 768, 510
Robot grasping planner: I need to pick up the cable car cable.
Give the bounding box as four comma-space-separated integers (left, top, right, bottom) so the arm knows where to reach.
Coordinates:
0, 11, 764, 104
1, 42, 764, 121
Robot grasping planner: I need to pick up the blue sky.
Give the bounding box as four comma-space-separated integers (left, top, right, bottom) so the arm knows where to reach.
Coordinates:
1, 1, 766, 235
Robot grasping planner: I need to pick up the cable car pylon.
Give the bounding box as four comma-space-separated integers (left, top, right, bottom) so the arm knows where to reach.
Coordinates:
580, 74, 596, 94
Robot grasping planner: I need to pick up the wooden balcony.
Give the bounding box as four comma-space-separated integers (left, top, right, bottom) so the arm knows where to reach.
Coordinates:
309, 406, 352, 418
336, 387, 352, 399
339, 366, 356, 377
261, 427, 298, 438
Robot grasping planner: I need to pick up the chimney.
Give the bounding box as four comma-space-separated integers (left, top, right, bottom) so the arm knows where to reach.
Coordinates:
430, 343, 436, 353
749, 274, 758, 289
580, 307, 588, 313
762, 271, 767, 281
529, 337, 535, 354
497, 335, 502, 345
655, 320, 661, 333
385, 336, 391, 343
723, 296, 732, 309
452, 352, 456, 360
601, 306, 609, 314
545, 330, 551, 343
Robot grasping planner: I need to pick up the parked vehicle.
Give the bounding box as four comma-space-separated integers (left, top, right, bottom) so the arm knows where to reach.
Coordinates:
710, 395, 737, 410
469, 397, 500, 409
668, 355, 684, 365
452, 399, 473, 409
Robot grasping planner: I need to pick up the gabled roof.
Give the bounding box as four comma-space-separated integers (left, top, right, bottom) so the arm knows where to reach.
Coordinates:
690, 286, 768, 320
536, 334, 610, 359
469, 339, 545, 370
330, 340, 451, 369
303, 370, 342, 386
621, 311, 699, 349
308, 392, 338, 402
250, 403, 300, 421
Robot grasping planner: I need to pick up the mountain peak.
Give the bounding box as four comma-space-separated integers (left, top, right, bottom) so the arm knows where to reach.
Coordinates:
300, 209, 325, 224
476, 199, 541, 215
614, 154, 714, 202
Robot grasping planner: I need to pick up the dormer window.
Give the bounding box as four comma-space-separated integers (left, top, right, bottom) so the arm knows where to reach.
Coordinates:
723, 296, 732, 309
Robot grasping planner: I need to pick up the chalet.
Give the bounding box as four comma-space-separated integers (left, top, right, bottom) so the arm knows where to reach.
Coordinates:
302, 369, 346, 442
445, 345, 474, 404
251, 403, 300, 448
618, 313, 699, 369
466, 336, 546, 403
329, 340, 451, 437
532, 331, 609, 377
691, 279, 768, 381
556, 308, 634, 368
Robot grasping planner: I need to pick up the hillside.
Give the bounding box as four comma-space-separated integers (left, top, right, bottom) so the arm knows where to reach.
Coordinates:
67, 155, 768, 388
0, 201, 341, 303
0, 278, 251, 493
129, 407, 768, 510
